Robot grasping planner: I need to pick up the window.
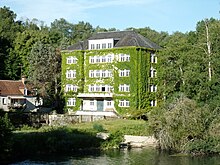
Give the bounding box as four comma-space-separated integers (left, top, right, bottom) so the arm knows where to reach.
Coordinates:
89, 70, 112, 78
150, 100, 157, 107
90, 85, 95, 92
89, 55, 113, 64
89, 84, 112, 92
91, 44, 95, 50
96, 44, 101, 49
90, 56, 95, 63
102, 43, 106, 49
66, 56, 77, 64
119, 84, 130, 92
119, 100, 130, 107
67, 57, 72, 64
67, 98, 76, 106
96, 56, 101, 63
101, 56, 106, 63
89, 70, 95, 78
108, 43, 112, 48
150, 85, 157, 92
66, 84, 78, 92
102, 71, 106, 77
2, 98, 6, 105
107, 55, 113, 63
96, 70, 100, 77
119, 54, 130, 62
107, 101, 112, 106
66, 70, 76, 78
90, 100, 95, 106
150, 67, 157, 78
150, 53, 157, 63
119, 69, 130, 77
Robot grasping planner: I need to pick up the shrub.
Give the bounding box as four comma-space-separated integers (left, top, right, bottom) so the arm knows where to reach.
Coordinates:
148, 96, 206, 151
93, 123, 105, 132
101, 130, 124, 149
0, 114, 13, 158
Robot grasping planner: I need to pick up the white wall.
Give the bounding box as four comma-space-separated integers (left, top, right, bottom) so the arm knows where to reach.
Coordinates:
82, 99, 115, 111
88, 39, 114, 50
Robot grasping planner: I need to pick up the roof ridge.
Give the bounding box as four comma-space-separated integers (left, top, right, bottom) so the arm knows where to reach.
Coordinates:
0, 80, 22, 82
96, 30, 134, 34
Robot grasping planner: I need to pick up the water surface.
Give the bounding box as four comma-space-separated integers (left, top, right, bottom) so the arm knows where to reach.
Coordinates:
11, 148, 220, 165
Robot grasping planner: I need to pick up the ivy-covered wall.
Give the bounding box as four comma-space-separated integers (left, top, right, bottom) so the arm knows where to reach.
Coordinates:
61, 47, 157, 115
61, 50, 84, 112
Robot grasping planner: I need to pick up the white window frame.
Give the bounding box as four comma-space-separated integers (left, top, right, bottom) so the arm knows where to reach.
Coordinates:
119, 69, 130, 77
102, 43, 106, 49
150, 100, 157, 107
119, 84, 130, 92
66, 70, 76, 78
119, 54, 130, 62
65, 84, 78, 92
67, 56, 77, 64
150, 67, 157, 78
96, 56, 101, 63
150, 85, 157, 92
89, 84, 112, 92
150, 53, 157, 63
106, 101, 112, 107
90, 100, 95, 106
119, 100, 130, 107
89, 70, 95, 78
107, 55, 113, 63
91, 44, 95, 50
67, 98, 76, 106
96, 44, 101, 49
90, 56, 95, 63
108, 43, 112, 48
89, 70, 112, 78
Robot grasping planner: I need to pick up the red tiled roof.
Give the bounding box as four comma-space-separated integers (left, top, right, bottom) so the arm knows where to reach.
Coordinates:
0, 80, 24, 96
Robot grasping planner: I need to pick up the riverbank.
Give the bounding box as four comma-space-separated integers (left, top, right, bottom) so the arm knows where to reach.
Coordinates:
1, 119, 152, 164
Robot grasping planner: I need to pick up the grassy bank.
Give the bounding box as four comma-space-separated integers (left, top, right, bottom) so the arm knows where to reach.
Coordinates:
9, 119, 149, 159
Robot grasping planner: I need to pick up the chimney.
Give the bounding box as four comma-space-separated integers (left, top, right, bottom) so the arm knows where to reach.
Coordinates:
21, 76, 26, 85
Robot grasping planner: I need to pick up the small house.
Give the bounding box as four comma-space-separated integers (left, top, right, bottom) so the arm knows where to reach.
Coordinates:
0, 77, 42, 112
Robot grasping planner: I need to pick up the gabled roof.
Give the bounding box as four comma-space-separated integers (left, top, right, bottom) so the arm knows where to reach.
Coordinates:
67, 31, 160, 50
0, 80, 24, 96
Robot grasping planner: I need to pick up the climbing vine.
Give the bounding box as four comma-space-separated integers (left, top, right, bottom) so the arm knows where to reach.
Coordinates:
61, 47, 157, 115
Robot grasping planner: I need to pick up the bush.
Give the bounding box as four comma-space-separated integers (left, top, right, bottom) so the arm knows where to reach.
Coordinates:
93, 123, 105, 132
148, 96, 206, 151
0, 114, 13, 158
101, 130, 124, 149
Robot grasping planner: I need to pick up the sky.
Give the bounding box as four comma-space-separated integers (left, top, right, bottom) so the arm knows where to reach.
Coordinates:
0, 0, 220, 34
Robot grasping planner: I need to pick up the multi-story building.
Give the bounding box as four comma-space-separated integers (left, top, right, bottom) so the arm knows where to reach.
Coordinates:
61, 31, 160, 115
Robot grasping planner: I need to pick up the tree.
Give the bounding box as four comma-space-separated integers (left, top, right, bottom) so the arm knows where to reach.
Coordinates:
0, 114, 13, 158
0, 6, 21, 79
157, 32, 189, 101
28, 41, 61, 109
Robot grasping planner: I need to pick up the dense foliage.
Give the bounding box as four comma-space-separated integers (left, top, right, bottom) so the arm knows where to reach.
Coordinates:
2, 5, 220, 154
0, 114, 13, 159
148, 96, 220, 154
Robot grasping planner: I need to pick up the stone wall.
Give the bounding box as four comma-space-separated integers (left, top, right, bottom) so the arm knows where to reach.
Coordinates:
48, 114, 109, 126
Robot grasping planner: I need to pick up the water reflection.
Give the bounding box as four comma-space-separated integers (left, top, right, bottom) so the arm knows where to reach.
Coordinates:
11, 148, 220, 165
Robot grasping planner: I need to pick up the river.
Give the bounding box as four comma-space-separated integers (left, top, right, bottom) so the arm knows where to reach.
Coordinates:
10, 148, 220, 165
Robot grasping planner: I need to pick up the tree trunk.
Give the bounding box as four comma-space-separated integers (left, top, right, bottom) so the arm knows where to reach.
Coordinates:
205, 21, 212, 81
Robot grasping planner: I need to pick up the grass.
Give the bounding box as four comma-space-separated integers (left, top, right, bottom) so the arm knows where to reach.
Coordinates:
8, 119, 151, 160
70, 118, 150, 135
15, 118, 150, 136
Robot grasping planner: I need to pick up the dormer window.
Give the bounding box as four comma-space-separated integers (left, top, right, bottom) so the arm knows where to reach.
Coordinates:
91, 44, 95, 50
88, 39, 114, 50
102, 43, 106, 49
96, 44, 101, 49
108, 43, 112, 48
